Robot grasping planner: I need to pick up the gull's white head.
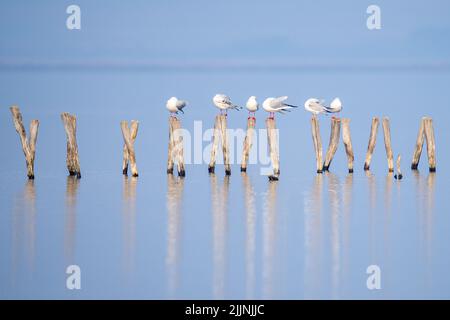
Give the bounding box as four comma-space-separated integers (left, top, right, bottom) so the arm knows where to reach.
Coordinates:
331, 97, 342, 109
262, 97, 275, 111
304, 98, 318, 109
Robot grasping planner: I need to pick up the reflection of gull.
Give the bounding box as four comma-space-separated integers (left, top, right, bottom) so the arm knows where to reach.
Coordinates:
122, 176, 137, 277
262, 181, 278, 299
65, 176, 79, 263
166, 174, 184, 297
241, 173, 256, 299
304, 175, 323, 299
12, 180, 37, 277
210, 175, 229, 299
327, 173, 341, 299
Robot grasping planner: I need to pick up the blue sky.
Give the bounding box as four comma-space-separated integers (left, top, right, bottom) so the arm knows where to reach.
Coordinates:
1, 0, 450, 66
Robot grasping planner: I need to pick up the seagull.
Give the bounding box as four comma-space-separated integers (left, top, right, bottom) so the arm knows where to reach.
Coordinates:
262, 96, 299, 119
213, 94, 242, 115
328, 97, 343, 118
166, 97, 187, 117
246, 96, 259, 118
304, 98, 331, 117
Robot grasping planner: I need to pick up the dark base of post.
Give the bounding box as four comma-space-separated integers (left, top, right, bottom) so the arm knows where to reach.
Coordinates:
132, 173, 138, 177
69, 171, 81, 179
394, 174, 403, 180
167, 168, 173, 174
317, 169, 323, 174
27, 174, 35, 180
323, 165, 329, 171
389, 169, 394, 173
208, 166, 215, 174
348, 169, 354, 173
411, 164, 418, 170
268, 175, 279, 181
240, 167, 246, 172
429, 167, 436, 172
225, 169, 231, 176
364, 164, 370, 171
123, 167, 128, 175
178, 170, 185, 177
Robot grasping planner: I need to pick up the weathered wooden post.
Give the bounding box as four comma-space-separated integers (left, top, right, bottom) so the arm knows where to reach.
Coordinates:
266, 118, 280, 181
241, 117, 256, 172
121, 120, 139, 177
364, 117, 379, 171
382, 117, 394, 172
424, 118, 436, 172
61, 113, 81, 178
341, 118, 354, 173
394, 154, 403, 180
208, 115, 231, 175
323, 118, 341, 171
167, 117, 185, 177
411, 117, 425, 170
311, 116, 323, 173
10, 106, 39, 179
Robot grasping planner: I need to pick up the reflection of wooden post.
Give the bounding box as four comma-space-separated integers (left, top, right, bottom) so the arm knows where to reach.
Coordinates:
394, 154, 403, 180
167, 117, 185, 177
311, 116, 323, 173
382, 117, 394, 172
424, 118, 436, 172
241, 117, 256, 172
342, 119, 354, 173
266, 118, 279, 181
411, 118, 425, 170
208, 115, 230, 175
10, 106, 39, 179
61, 113, 81, 178
364, 117, 379, 171
121, 120, 139, 177
323, 118, 341, 171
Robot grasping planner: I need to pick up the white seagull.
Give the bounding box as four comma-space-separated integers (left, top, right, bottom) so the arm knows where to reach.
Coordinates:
166, 97, 187, 117
213, 94, 242, 115
328, 97, 343, 118
246, 96, 259, 118
304, 98, 331, 116
262, 96, 299, 119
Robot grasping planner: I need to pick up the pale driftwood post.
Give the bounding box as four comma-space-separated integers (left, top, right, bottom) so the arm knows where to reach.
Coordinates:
424, 118, 436, 172
394, 155, 403, 180
311, 116, 323, 173
266, 118, 280, 181
364, 117, 379, 171
208, 115, 230, 175
342, 118, 354, 173
61, 113, 81, 178
10, 106, 39, 179
323, 118, 341, 171
411, 117, 426, 170
121, 120, 139, 177
167, 117, 185, 177
382, 117, 394, 172
241, 117, 256, 172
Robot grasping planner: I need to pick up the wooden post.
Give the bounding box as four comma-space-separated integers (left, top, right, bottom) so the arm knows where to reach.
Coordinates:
266, 118, 280, 181
364, 117, 379, 171
10, 106, 39, 179
167, 117, 185, 177
121, 120, 139, 177
342, 118, 354, 173
382, 117, 394, 172
394, 154, 403, 180
323, 118, 341, 171
311, 116, 323, 173
241, 117, 256, 172
411, 117, 426, 170
61, 113, 81, 178
424, 118, 436, 172
208, 115, 230, 175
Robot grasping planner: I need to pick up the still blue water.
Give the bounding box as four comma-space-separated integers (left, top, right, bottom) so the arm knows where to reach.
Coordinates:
0, 70, 449, 299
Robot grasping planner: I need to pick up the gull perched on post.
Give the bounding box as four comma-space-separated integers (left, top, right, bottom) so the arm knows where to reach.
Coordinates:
304, 98, 331, 117
166, 97, 187, 117
246, 96, 259, 119
328, 97, 343, 119
262, 96, 299, 119
213, 94, 242, 115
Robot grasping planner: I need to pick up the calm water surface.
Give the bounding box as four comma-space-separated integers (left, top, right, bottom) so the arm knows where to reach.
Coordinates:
0, 70, 449, 299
